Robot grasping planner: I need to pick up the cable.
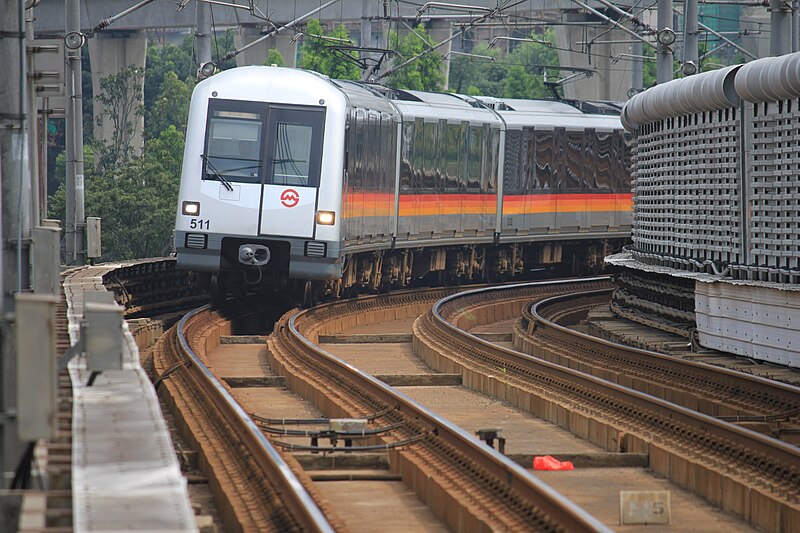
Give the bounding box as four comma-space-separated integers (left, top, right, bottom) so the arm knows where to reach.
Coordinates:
243, 263, 263, 285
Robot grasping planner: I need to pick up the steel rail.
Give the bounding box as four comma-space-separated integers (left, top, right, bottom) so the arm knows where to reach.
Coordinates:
524, 289, 800, 414
177, 306, 334, 533
284, 302, 613, 533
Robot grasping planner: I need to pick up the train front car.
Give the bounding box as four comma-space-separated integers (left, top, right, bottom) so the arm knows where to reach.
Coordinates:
174, 66, 347, 295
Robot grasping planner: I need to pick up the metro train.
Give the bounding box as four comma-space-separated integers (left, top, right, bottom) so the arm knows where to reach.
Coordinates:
174, 66, 632, 300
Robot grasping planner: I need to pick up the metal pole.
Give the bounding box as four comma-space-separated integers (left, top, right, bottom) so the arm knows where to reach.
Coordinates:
794, 0, 799, 52
74, 4, 85, 265
66, 0, 84, 264
657, 0, 673, 83
26, 6, 39, 225
0, 0, 31, 488
631, 37, 643, 93
770, 0, 791, 56
570, 0, 657, 50
64, 1, 75, 263
196, 0, 211, 68
683, 0, 699, 74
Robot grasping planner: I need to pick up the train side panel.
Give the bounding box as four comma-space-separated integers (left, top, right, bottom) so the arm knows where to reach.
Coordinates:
393, 96, 502, 247
497, 110, 632, 243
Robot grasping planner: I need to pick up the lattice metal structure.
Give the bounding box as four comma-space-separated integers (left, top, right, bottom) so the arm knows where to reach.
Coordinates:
746, 99, 800, 283
620, 54, 800, 284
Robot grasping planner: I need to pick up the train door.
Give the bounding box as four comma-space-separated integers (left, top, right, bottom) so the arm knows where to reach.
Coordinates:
259, 105, 325, 238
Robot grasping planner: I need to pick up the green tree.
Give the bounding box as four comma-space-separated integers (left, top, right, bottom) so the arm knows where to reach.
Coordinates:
265, 47, 285, 66
145, 36, 195, 112
146, 71, 193, 139
504, 65, 535, 99
448, 31, 558, 99
94, 65, 144, 170
386, 25, 444, 91
300, 19, 360, 79
448, 52, 480, 94
144, 30, 236, 127
504, 30, 557, 99
49, 126, 184, 261
449, 43, 505, 96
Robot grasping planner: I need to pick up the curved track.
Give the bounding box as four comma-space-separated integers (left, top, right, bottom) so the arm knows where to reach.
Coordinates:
414, 279, 800, 532
520, 289, 800, 428
268, 291, 610, 532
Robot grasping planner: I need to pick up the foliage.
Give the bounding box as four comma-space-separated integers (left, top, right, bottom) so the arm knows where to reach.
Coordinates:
300, 19, 360, 80
146, 71, 193, 139
449, 43, 503, 96
94, 65, 144, 170
144, 31, 235, 136
81, 46, 94, 142
265, 48, 285, 66
144, 36, 196, 112
386, 25, 444, 92
447, 30, 558, 99
49, 126, 184, 261
504, 65, 535, 99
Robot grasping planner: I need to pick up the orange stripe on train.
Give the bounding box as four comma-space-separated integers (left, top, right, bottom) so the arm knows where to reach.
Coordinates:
343, 193, 632, 217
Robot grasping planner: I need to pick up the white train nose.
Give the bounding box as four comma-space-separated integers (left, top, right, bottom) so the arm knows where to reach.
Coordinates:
238, 244, 271, 266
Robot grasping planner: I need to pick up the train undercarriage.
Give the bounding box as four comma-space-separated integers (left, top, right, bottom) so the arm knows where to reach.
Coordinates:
202, 238, 627, 307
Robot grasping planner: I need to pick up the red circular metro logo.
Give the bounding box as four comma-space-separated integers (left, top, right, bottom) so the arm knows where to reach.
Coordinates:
280, 188, 299, 208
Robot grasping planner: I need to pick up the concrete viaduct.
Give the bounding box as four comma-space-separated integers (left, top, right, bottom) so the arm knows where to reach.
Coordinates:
32, 0, 640, 149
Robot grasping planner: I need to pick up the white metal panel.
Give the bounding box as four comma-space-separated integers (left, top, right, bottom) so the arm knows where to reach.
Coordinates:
695, 281, 800, 367
16, 294, 58, 440
260, 185, 316, 237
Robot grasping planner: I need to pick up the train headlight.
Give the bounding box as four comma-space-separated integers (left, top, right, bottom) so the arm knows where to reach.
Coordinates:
316, 210, 335, 225
182, 201, 200, 216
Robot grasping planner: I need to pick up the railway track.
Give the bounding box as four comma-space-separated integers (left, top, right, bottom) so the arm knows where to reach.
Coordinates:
153, 303, 339, 533
518, 288, 800, 437
153, 289, 610, 532
414, 279, 800, 533
133, 270, 800, 532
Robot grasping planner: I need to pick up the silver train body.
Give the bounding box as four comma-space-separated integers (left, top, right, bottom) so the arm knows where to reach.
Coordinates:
174, 66, 632, 291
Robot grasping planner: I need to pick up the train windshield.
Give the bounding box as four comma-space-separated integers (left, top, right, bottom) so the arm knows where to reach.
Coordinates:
204, 109, 264, 184
272, 122, 313, 186
266, 106, 325, 188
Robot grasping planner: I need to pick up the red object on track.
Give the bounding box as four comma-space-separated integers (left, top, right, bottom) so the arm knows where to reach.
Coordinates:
533, 455, 575, 471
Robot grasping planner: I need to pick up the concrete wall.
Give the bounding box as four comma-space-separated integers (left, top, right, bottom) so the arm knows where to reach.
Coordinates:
555, 14, 632, 102
235, 25, 297, 67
